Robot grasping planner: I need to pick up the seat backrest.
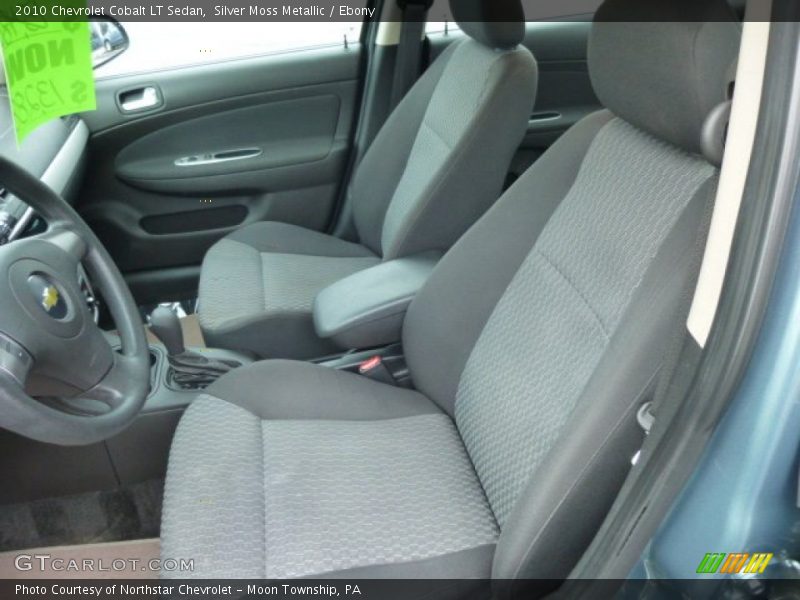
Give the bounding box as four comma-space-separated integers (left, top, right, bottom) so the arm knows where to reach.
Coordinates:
402, 0, 741, 591
349, 0, 537, 260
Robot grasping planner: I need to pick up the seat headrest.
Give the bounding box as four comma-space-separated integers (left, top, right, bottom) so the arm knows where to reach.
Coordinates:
588, 0, 741, 155
450, 0, 525, 49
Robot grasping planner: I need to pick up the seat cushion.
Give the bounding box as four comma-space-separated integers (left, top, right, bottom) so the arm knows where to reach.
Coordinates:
205, 359, 440, 421
198, 222, 379, 359
161, 362, 499, 579
220, 221, 377, 258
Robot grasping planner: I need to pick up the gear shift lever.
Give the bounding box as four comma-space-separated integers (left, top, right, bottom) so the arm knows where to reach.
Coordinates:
149, 306, 185, 357
148, 306, 239, 389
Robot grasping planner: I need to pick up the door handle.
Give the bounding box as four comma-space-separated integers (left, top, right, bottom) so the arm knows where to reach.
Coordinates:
529, 111, 562, 123
174, 148, 263, 167
117, 85, 162, 114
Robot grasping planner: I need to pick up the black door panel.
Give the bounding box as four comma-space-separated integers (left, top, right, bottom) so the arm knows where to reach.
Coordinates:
429, 21, 600, 177
76, 46, 361, 303
114, 94, 344, 193
522, 21, 598, 148
83, 46, 360, 133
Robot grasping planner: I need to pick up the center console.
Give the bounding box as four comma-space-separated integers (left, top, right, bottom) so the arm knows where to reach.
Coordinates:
145, 306, 253, 403
144, 343, 254, 411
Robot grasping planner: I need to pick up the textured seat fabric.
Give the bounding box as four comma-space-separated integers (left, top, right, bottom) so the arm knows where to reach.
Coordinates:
161, 363, 499, 579
199, 223, 379, 358
456, 117, 714, 527
197, 0, 537, 359
162, 397, 499, 579
164, 0, 740, 593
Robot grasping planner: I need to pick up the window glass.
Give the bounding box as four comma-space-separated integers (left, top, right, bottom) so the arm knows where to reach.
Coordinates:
95, 22, 362, 78
424, 21, 461, 36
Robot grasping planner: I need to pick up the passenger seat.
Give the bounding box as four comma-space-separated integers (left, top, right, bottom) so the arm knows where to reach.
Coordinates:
197, 0, 538, 358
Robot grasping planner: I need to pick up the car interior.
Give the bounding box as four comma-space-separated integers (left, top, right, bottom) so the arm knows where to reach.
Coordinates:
0, 0, 769, 595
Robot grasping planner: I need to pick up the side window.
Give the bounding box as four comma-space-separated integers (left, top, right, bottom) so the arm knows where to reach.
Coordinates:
425, 0, 601, 35
424, 21, 461, 36
95, 22, 363, 78
424, 0, 461, 34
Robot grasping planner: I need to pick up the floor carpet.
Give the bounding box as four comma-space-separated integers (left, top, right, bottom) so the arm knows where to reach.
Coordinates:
0, 478, 163, 552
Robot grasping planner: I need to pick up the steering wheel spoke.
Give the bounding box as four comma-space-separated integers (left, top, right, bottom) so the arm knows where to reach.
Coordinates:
78, 352, 149, 411
36, 226, 89, 264
0, 331, 33, 388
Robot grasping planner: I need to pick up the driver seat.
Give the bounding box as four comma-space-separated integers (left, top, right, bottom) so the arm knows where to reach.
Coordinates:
161, 0, 740, 593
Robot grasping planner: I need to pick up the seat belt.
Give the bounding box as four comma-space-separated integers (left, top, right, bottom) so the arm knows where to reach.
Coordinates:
389, 0, 432, 109
631, 175, 720, 465
629, 91, 736, 466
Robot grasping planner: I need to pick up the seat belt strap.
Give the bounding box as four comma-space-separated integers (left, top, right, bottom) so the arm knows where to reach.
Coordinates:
629, 93, 738, 466
390, 0, 431, 109
631, 175, 720, 465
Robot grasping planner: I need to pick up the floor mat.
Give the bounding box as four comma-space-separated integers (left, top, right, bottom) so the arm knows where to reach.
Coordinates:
0, 479, 163, 553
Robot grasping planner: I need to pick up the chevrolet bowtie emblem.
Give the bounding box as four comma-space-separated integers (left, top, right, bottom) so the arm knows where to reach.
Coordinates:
41, 285, 60, 312
28, 275, 68, 320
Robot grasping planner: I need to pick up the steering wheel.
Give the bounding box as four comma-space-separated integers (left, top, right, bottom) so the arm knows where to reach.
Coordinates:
0, 155, 150, 445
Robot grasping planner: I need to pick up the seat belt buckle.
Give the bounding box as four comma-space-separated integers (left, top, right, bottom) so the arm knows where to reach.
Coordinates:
358, 355, 396, 385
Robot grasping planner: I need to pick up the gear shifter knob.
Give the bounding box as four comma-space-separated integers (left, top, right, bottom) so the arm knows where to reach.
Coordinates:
149, 306, 185, 357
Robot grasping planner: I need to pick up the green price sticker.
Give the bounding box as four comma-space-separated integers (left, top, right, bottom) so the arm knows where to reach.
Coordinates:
0, 19, 96, 143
